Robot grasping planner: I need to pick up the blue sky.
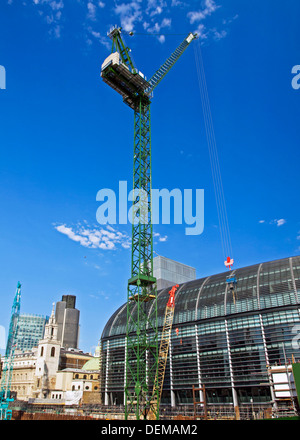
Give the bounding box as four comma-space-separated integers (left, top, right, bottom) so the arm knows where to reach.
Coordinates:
0, 0, 299, 354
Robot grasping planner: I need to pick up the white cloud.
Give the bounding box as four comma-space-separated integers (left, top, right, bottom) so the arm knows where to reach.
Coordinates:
150, 6, 163, 17
49, 0, 63, 11
9, 0, 235, 47
86, 1, 105, 20
260, 218, 287, 227
146, 0, 167, 15
89, 291, 109, 300
159, 235, 167, 242
195, 23, 207, 39
275, 219, 286, 227
114, 1, 142, 32
10, 0, 105, 42
153, 232, 168, 242
212, 28, 227, 40
271, 219, 286, 226
187, 0, 235, 43
87, 26, 110, 49
171, 0, 183, 6
187, 0, 219, 24
146, 16, 171, 43
55, 224, 90, 247
142, 0, 172, 42
267, 218, 287, 227
87, 1, 97, 20
161, 17, 171, 28
19, 0, 64, 38
54, 223, 131, 251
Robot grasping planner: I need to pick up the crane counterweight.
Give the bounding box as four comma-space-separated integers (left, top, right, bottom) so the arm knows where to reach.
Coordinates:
101, 53, 150, 110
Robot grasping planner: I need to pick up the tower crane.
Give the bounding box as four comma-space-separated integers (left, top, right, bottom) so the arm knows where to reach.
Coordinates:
0, 282, 21, 420
101, 26, 197, 420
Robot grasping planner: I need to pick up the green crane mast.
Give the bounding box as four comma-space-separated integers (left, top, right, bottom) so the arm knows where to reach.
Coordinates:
101, 27, 197, 420
0, 282, 21, 420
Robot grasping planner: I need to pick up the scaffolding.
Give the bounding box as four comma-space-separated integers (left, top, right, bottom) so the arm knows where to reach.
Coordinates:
192, 384, 207, 419
268, 363, 298, 418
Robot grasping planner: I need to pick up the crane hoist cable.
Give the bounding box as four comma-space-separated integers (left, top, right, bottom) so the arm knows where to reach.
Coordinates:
194, 40, 233, 267
125, 31, 190, 36
194, 41, 238, 304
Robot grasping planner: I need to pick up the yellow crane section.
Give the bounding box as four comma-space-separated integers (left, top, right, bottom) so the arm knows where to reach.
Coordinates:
148, 284, 179, 420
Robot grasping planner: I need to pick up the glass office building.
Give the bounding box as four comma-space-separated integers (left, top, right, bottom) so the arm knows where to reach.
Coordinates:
100, 256, 300, 414
153, 256, 196, 290
16, 314, 49, 353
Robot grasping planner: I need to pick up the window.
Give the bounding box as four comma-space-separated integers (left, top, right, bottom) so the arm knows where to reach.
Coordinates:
40, 346, 44, 357
51, 347, 55, 357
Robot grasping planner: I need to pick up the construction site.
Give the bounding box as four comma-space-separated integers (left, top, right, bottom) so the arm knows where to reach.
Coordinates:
1, 23, 300, 423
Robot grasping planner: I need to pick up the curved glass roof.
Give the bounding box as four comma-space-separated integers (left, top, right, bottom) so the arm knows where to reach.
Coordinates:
101, 256, 300, 339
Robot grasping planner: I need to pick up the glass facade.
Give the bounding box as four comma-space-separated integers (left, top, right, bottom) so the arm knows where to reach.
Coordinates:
101, 256, 300, 412
153, 256, 196, 290
16, 314, 49, 352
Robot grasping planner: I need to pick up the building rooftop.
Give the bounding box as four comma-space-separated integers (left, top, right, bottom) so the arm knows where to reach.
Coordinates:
102, 255, 300, 338
81, 357, 100, 371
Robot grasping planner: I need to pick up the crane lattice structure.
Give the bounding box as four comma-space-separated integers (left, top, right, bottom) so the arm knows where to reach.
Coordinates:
101, 27, 197, 420
0, 282, 21, 420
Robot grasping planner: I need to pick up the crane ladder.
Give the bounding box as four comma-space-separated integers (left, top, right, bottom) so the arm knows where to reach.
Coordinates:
149, 304, 175, 416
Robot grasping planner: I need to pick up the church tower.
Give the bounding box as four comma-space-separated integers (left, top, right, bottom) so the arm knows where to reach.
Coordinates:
35, 303, 61, 398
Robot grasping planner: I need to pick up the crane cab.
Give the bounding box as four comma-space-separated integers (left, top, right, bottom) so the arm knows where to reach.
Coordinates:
101, 51, 150, 110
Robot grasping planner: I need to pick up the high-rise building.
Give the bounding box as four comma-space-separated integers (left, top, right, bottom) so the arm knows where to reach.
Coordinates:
55, 295, 80, 349
16, 314, 49, 353
153, 256, 196, 290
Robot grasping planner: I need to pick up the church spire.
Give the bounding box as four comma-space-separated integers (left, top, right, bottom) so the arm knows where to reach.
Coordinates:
44, 303, 58, 341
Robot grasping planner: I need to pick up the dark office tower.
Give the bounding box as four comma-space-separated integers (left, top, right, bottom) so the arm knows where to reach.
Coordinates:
62, 295, 76, 309
55, 295, 80, 349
